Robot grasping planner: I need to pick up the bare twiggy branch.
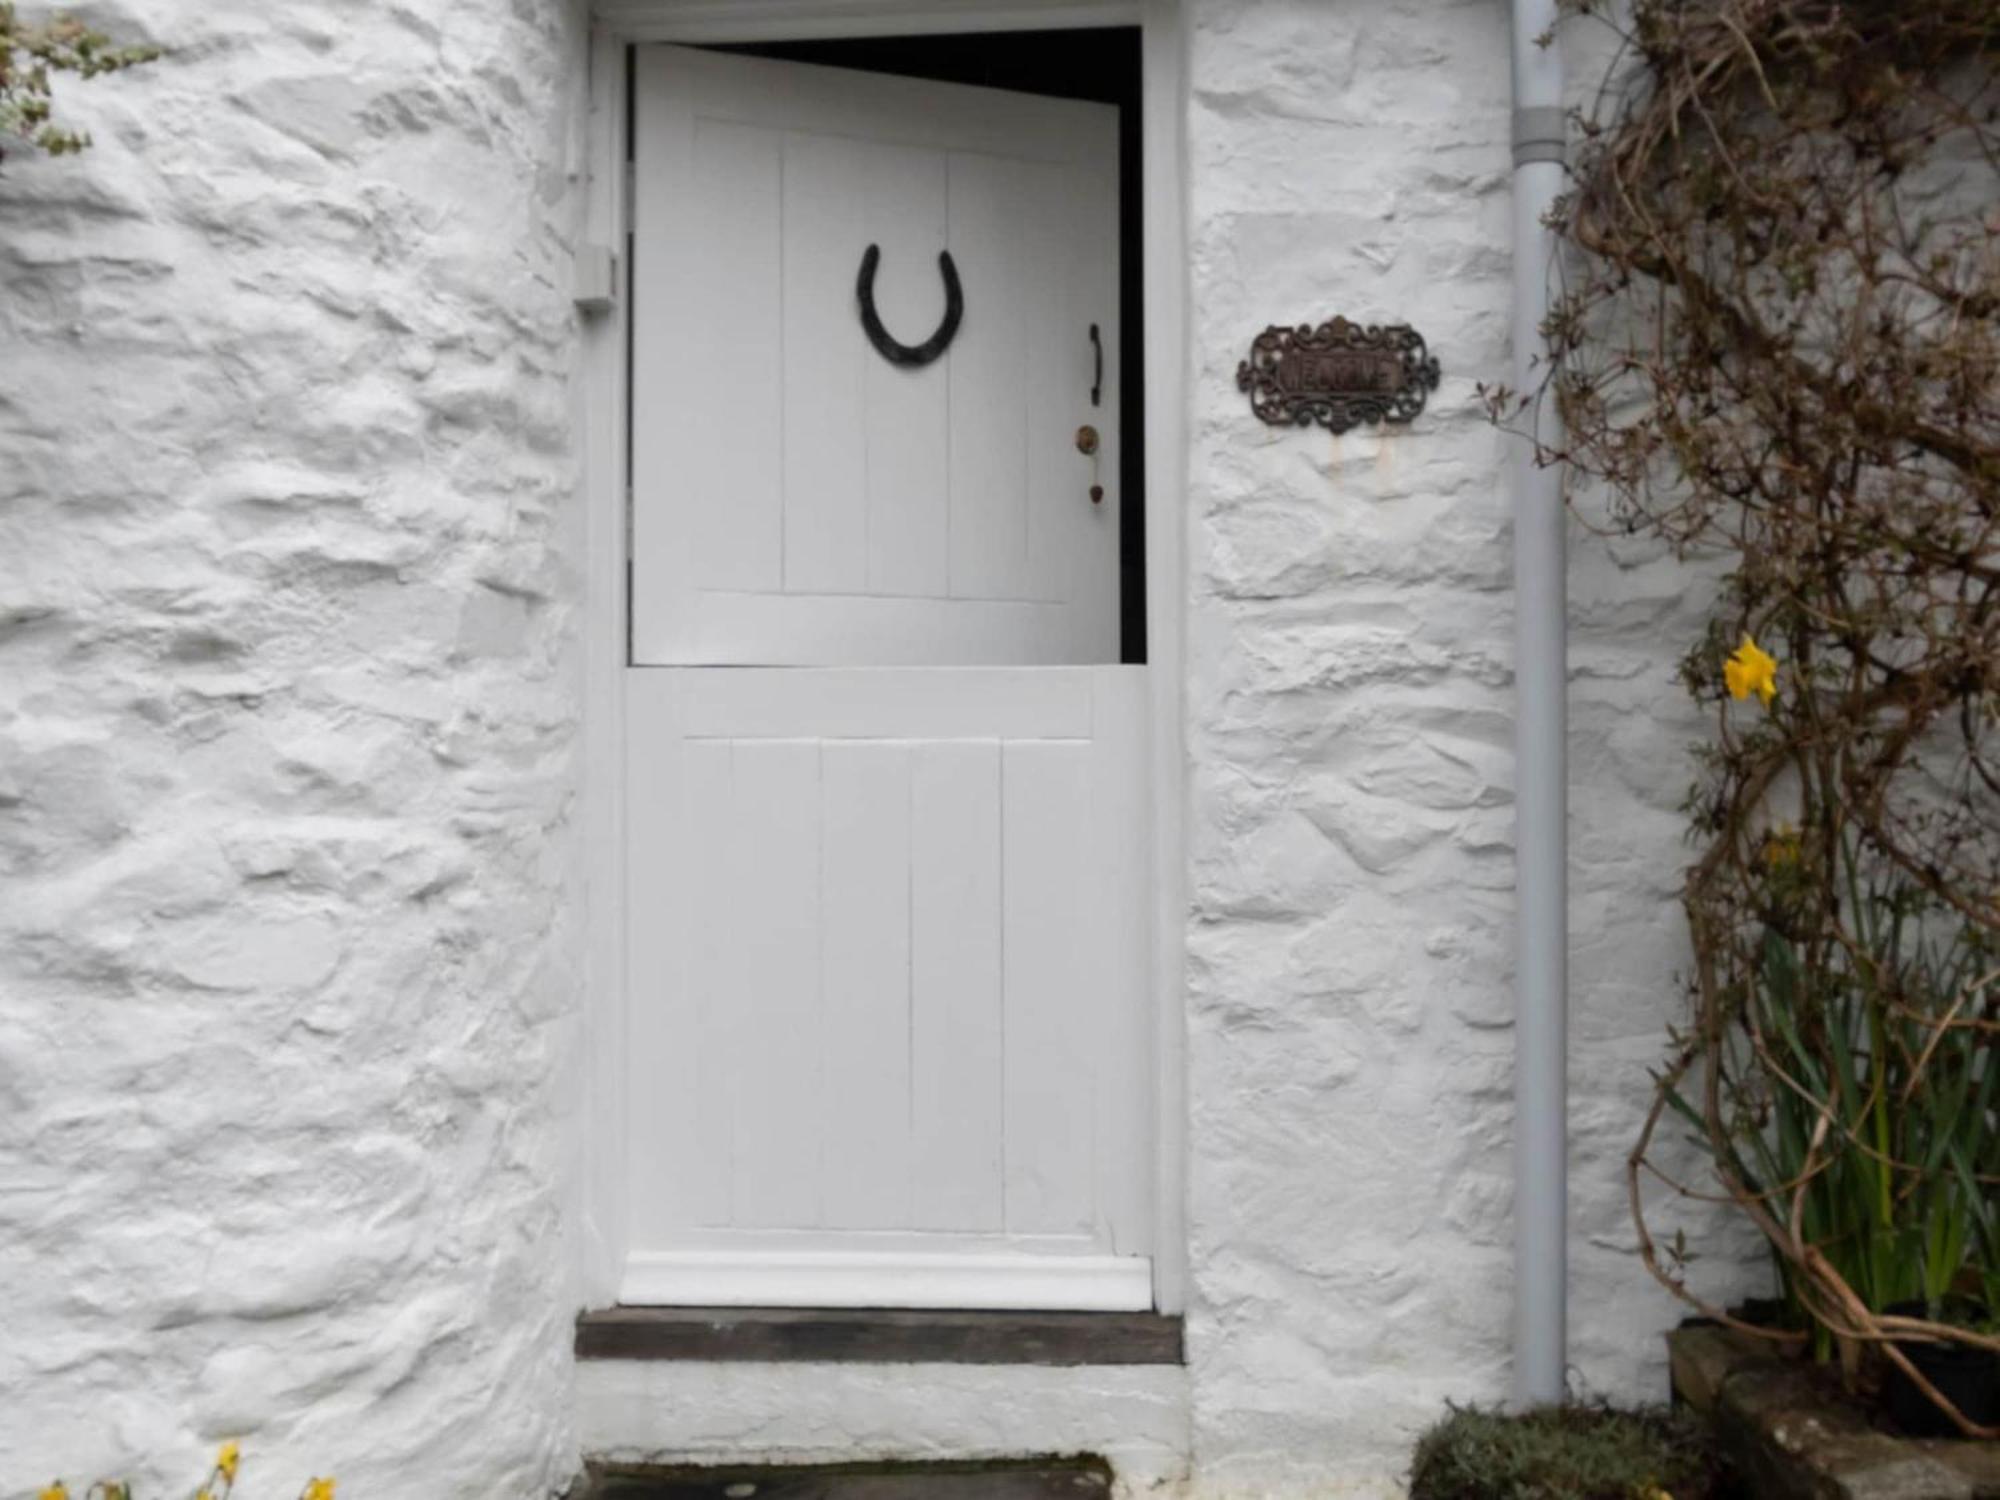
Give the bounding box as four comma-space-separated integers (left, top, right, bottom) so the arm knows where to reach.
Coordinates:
1539, 0, 2000, 1423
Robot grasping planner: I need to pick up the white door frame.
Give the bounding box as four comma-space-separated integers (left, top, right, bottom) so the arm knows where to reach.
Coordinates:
576, 0, 1189, 1314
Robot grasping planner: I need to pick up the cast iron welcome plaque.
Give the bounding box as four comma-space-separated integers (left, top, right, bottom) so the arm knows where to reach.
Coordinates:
1237, 317, 1440, 433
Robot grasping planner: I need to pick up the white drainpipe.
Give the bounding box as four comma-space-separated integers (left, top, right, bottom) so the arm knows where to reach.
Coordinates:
1509, 0, 1569, 1409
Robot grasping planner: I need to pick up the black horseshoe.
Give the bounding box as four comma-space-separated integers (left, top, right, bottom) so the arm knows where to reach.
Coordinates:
856, 243, 962, 368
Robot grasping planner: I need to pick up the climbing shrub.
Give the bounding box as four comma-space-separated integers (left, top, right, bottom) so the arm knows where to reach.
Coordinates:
1496, 0, 2000, 1435
0, 3, 157, 162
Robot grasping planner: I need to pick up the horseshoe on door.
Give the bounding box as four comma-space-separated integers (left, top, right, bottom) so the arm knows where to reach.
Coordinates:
856, 243, 963, 368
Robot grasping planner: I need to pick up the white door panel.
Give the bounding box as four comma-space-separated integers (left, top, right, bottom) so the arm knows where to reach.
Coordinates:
624, 667, 1153, 1306
632, 45, 1120, 667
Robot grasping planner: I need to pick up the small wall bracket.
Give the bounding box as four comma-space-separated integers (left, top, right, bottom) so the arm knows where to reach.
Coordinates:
574, 244, 620, 317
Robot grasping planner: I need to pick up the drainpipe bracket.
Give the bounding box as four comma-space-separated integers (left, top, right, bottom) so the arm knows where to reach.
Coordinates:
1512, 105, 1567, 167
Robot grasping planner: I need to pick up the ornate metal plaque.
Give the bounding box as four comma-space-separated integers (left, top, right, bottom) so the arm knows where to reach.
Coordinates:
1237, 317, 1440, 433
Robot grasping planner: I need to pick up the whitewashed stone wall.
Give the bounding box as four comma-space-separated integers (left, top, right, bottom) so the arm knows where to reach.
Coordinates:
0, 1, 1768, 1497
1180, 0, 1760, 1492
0, 2, 589, 1496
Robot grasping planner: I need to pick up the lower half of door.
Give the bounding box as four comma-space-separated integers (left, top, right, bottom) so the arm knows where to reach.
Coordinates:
622, 665, 1155, 1310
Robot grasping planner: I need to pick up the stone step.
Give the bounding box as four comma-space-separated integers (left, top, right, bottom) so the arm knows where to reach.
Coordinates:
587, 1463, 1113, 1500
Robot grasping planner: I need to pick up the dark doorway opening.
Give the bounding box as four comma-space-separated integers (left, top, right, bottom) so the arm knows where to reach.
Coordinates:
709, 29, 1147, 665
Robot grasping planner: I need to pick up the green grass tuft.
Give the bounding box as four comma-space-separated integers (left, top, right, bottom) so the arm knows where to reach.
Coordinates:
1408, 1403, 1728, 1500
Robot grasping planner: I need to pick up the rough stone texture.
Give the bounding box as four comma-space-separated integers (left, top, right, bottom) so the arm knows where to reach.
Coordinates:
1668, 1327, 1995, 1500
1180, 0, 1764, 1489
1670, 1322, 1768, 1417
1931, 1441, 2000, 1499
0, 2, 589, 1495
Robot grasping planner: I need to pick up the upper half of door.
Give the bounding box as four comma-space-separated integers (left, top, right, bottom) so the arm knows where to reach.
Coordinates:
631, 45, 1121, 667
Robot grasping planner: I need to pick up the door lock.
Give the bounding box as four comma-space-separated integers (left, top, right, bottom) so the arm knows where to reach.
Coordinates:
1076, 425, 1104, 505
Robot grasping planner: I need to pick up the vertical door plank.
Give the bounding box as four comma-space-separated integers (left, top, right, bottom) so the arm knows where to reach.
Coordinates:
782, 133, 869, 595
820, 741, 915, 1229
996, 736, 1096, 1240
729, 739, 824, 1228
910, 740, 1005, 1231
1001, 739, 1096, 1236
679, 736, 739, 1229
1087, 669, 1153, 1253
862, 145, 951, 599
1022, 158, 1076, 608
625, 682, 691, 1243
680, 121, 785, 596
1069, 141, 1123, 661
631, 49, 696, 662
946, 152, 1030, 603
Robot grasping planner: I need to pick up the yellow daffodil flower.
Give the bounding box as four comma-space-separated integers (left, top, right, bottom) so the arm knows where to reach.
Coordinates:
198, 1490, 213, 1500
39, 1484, 68, 1500
302, 1478, 336, 1500
1724, 634, 1778, 707
217, 1442, 241, 1482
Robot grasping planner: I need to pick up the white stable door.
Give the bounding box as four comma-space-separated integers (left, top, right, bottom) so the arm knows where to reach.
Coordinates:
624, 47, 1153, 1310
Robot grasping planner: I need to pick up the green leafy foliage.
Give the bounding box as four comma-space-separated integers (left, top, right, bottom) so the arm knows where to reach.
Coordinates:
1408, 1404, 1728, 1500
0, 2, 158, 162
1670, 863, 2000, 1359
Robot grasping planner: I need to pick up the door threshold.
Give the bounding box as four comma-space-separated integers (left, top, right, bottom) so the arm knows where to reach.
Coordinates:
574, 1306, 1183, 1366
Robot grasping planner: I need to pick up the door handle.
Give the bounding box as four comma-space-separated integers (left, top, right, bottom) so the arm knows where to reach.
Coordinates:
1089, 323, 1102, 407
